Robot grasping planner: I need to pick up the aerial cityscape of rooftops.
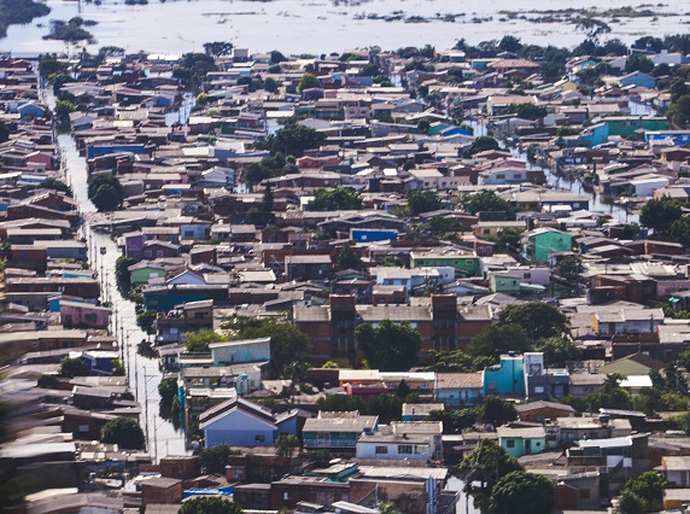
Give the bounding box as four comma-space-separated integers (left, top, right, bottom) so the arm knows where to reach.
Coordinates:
3, 1, 690, 513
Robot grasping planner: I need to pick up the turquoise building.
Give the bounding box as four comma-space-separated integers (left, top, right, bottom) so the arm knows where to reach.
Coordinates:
522, 228, 574, 264
483, 354, 525, 396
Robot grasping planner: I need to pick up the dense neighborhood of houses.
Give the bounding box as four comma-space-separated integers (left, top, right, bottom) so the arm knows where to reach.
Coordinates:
1, 31, 690, 514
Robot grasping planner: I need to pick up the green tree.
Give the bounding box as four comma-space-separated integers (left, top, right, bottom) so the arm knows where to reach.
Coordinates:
229, 318, 311, 378
136, 310, 157, 335
616, 491, 644, 514
355, 320, 422, 371
366, 394, 402, 423
460, 190, 514, 215
262, 122, 326, 157
274, 433, 300, 458
335, 242, 362, 270
87, 173, 124, 212
317, 394, 362, 412
407, 190, 442, 216
509, 103, 548, 120
158, 377, 178, 404
203, 41, 233, 57
489, 471, 554, 514
198, 444, 231, 473
264, 77, 278, 93
478, 396, 518, 426
41, 177, 72, 196
469, 323, 530, 361
463, 136, 499, 157
417, 119, 431, 133
556, 255, 584, 282
183, 330, 228, 352
101, 416, 145, 449
625, 54, 655, 74
457, 440, 524, 512
536, 336, 581, 367
261, 184, 274, 212
37, 374, 59, 389
498, 302, 567, 342
115, 255, 136, 294
309, 186, 362, 211
587, 373, 632, 410
378, 503, 401, 514
670, 216, 690, 246
667, 94, 690, 129
58, 357, 90, 377
640, 197, 683, 232
426, 349, 489, 372
298, 73, 321, 92
622, 471, 667, 513
173, 53, 217, 91
429, 407, 478, 433
54, 99, 75, 127
492, 228, 521, 251
178, 496, 244, 514
680, 346, 690, 371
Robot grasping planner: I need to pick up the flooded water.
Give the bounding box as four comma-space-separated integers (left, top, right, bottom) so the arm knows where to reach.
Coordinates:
43, 87, 189, 461
2, 0, 690, 55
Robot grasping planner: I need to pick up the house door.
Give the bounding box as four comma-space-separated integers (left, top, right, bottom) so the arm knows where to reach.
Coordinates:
525, 439, 531, 454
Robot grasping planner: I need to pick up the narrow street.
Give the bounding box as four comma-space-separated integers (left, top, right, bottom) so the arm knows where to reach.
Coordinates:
45, 95, 188, 460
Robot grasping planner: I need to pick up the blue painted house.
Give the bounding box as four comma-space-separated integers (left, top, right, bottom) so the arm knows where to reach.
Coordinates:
17, 102, 47, 119
645, 130, 690, 146
350, 228, 398, 243
434, 372, 484, 408
86, 143, 147, 159
483, 353, 525, 396
619, 71, 656, 89
200, 397, 298, 447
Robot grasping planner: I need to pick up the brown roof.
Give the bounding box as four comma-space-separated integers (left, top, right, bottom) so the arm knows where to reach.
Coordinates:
436, 372, 483, 389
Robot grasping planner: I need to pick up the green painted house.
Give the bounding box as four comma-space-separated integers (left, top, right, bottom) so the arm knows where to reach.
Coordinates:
497, 426, 547, 458
410, 251, 482, 277
522, 228, 574, 264
129, 262, 167, 285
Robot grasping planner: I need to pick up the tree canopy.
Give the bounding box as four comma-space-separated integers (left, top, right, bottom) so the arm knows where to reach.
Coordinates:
622, 471, 667, 513
101, 416, 145, 449
463, 136, 499, 157
478, 396, 518, 427
298, 73, 321, 92
58, 357, 90, 377
183, 330, 228, 352
457, 440, 524, 512
667, 94, 690, 128
536, 336, 581, 367
228, 318, 311, 378
460, 190, 514, 215
469, 323, 530, 361
640, 197, 683, 232
87, 173, 124, 212
407, 190, 442, 216
261, 122, 326, 158
489, 471, 554, 514
178, 496, 244, 514
308, 186, 362, 211
355, 320, 421, 371
497, 301, 568, 341
173, 53, 217, 90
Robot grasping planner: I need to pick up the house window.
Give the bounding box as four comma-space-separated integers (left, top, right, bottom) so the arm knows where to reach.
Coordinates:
78, 424, 89, 432
398, 445, 413, 454
506, 439, 515, 448
255, 434, 265, 443
375, 446, 388, 455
